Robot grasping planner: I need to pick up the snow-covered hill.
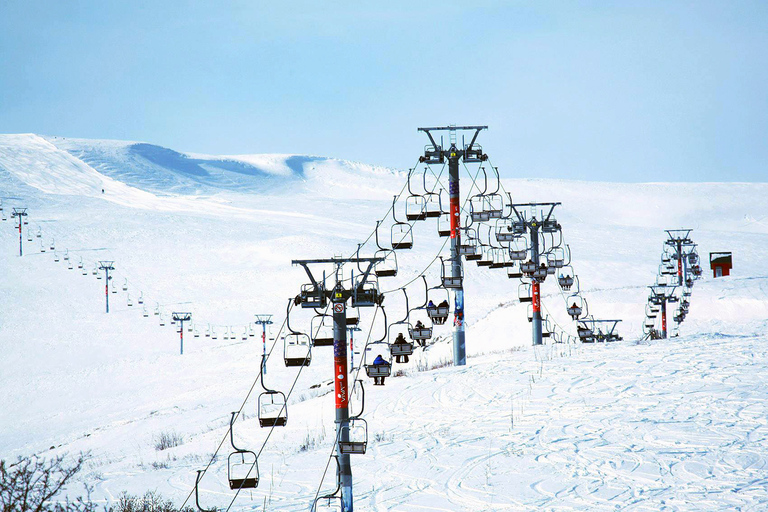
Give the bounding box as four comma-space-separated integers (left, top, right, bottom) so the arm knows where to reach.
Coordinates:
1, 133, 767, 510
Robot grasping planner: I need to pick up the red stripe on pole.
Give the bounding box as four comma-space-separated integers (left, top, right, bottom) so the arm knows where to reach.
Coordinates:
334, 357, 348, 409
450, 197, 460, 239
532, 282, 541, 313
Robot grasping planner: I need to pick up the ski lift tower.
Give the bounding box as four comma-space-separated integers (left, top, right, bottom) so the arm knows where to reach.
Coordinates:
665, 229, 694, 287
172, 312, 192, 355
98, 261, 115, 313
254, 314, 273, 375
11, 208, 28, 256
417, 125, 487, 366
509, 202, 561, 346
649, 285, 677, 339
292, 256, 382, 512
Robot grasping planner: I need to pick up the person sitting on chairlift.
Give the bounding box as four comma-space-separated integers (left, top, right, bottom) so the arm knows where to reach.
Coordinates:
372, 354, 390, 385
438, 299, 449, 309
428, 300, 435, 309
415, 320, 425, 330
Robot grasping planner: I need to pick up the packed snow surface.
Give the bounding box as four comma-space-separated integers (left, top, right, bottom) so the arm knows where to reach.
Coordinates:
1, 133, 767, 511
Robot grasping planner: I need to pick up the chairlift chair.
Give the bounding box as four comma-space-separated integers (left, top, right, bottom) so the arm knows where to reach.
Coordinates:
390, 331, 414, 362
26, 230, 32, 242
299, 283, 327, 309
138, 292, 143, 304
509, 248, 527, 261
437, 212, 451, 237
426, 302, 449, 324
227, 413, 259, 490
142, 306, 149, 318
476, 247, 493, 267
365, 341, 392, 385
440, 257, 463, 289
485, 193, 504, 219
91, 266, 97, 275
507, 263, 523, 279
405, 195, 427, 221
566, 295, 585, 320
127, 294, 133, 307
54, 252, 60, 262
521, 260, 537, 276
36, 227, 42, 238
352, 279, 381, 308
518, 282, 532, 303
159, 315, 166, 327
470, 196, 491, 222
122, 278, 128, 291
311, 315, 334, 347
533, 264, 548, 281
423, 187, 443, 219
558, 274, 574, 290
496, 223, 517, 242
391, 222, 414, 250
374, 250, 397, 278
77, 257, 83, 269
339, 418, 368, 455
63, 250, 69, 261
258, 390, 288, 428
284, 332, 312, 367
489, 247, 507, 269
39, 241, 46, 253
194, 327, 200, 338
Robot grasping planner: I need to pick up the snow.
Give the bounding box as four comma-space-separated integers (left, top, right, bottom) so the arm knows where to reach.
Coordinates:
1, 133, 767, 510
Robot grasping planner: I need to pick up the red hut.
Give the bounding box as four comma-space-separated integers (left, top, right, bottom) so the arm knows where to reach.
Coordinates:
709, 252, 732, 278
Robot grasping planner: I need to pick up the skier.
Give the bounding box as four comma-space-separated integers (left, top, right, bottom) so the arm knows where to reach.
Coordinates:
371, 354, 390, 385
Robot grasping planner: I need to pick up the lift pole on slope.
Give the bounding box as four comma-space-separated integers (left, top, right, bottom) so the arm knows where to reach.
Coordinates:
98, 261, 115, 313
172, 312, 192, 355
292, 256, 382, 512
665, 229, 693, 287
509, 203, 561, 346
649, 285, 676, 339
417, 125, 487, 366
254, 314, 273, 375
11, 208, 28, 257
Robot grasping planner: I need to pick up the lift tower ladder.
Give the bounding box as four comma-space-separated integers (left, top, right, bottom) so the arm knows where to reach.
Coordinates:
292, 256, 382, 512
509, 202, 561, 346
417, 125, 487, 366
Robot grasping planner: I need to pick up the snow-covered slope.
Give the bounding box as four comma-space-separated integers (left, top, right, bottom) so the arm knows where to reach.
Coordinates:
1, 134, 767, 510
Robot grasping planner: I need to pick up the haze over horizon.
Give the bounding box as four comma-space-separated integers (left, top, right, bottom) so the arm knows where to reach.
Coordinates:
1, 1, 766, 182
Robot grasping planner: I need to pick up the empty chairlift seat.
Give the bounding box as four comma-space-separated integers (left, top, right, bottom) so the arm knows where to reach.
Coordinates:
339, 418, 368, 455
284, 333, 312, 367
258, 390, 288, 427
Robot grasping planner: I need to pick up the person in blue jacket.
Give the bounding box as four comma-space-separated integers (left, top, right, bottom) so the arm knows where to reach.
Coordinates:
371, 354, 390, 385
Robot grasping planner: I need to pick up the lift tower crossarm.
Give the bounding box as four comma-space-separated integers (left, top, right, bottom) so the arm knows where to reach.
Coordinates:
509, 202, 561, 223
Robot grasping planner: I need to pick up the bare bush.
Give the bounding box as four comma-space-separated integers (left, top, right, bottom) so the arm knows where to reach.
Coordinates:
153, 431, 184, 451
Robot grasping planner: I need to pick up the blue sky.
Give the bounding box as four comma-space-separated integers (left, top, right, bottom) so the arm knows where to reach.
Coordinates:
1, 1, 766, 181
